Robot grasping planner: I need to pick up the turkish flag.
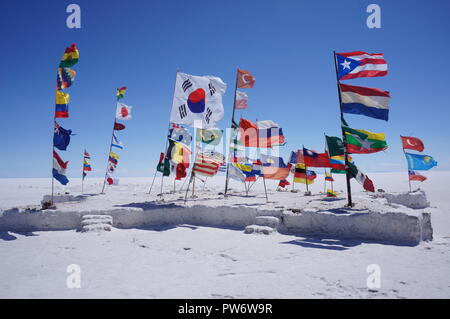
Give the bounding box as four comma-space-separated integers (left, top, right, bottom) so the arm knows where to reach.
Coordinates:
237, 69, 256, 88
401, 136, 424, 152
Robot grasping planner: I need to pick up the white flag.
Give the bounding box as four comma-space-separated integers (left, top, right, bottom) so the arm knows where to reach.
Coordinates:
116, 102, 132, 120
235, 91, 248, 109
170, 72, 226, 129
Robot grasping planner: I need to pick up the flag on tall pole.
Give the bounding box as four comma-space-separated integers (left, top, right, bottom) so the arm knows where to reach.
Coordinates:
339, 83, 390, 121
50, 44, 79, 206
336, 51, 388, 80
81, 149, 92, 194
400, 135, 432, 191
101, 86, 131, 193
224, 69, 255, 195
401, 136, 424, 152
170, 72, 227, 129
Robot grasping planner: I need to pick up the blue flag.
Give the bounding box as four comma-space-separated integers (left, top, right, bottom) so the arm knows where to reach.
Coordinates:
53, 122, 72, 151
260, 154, 288, 168
405, 152, 437, 170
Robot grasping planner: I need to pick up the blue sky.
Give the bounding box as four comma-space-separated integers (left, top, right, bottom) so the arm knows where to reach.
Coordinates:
1, 0, 449, 178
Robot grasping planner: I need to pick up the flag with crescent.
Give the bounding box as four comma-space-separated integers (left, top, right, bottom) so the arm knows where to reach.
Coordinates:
237, 69, 256, 88
401, 136, 424, 152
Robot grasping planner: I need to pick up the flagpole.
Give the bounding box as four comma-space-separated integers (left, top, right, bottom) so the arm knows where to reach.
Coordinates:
224, 69, 239, 196
291, 165, 295, 192
302, 146, 310, 194
100, 96, 119, 194
333, 50, 353, 207
158, 69, 181, 197
323, 133, 327, 194
147, 169, 158, 194
255, 118, 268, 203
401, 136, 412, 192
81, 150, 84, 195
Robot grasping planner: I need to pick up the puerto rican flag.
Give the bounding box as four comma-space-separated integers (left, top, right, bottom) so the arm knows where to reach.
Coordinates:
336, 51, 388, 80
340, 84, 390, 121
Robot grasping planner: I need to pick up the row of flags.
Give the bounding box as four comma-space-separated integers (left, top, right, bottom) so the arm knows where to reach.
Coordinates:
102, 87, 132, 188
400, 136, 437, 186
52, 44, 80, 187
152, 58, 436, 199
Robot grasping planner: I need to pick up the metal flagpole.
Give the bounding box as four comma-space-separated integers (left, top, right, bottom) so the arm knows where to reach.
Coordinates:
147, 170, 158, 194
302, 146, 310, 194
291, 164, 295, 192
81, 150, 85, 195
401, 136, 412, 192
155, 69, 180, 197
224, 69, 239, 195
255, 118, 268, 203
333, 50, 353, 207
51, 125, 55, 205
100, 98, 119, 194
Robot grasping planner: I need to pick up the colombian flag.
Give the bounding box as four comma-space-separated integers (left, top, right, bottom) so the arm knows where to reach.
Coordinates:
83, 159, 92, 171
55, 91, 70, 118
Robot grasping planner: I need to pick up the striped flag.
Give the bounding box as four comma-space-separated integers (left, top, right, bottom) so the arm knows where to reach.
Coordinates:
193, 152, 223, 177
336, 51, 387, 80
340, 83, 390, 121
116, 86, 127, 100
112, 133, 124, 149
408, 170, 427, 182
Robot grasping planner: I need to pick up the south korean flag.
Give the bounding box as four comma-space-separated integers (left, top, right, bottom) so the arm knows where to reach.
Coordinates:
170, 72, 227, 129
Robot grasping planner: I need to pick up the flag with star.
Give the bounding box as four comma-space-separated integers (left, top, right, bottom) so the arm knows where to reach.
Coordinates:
336, 51, 388, 80
343, 126, 387, 154
404, 153, 437, 171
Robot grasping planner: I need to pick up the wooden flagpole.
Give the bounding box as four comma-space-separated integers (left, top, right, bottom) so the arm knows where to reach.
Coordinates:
224, 69, 239, 195
333, 50, 353, 206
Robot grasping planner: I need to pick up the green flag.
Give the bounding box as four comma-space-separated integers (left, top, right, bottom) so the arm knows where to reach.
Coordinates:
325, 135, 345, 157
196, 128, 223, 145
157, 158, 171, 176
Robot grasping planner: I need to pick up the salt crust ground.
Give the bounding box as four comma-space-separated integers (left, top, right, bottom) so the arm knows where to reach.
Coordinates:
0, 172, 449, 298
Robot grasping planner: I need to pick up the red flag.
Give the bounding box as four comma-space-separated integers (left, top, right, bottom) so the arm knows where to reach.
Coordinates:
303, 148, 331, 168
114, 122, 125, 131
239, 118, 258, 147
278, 179, 290, 188
245, 176, 257, 182
237, 69, 256, 88
158, 152, 165, 164
175, 163, 187, 180
401, 136, 424, 152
